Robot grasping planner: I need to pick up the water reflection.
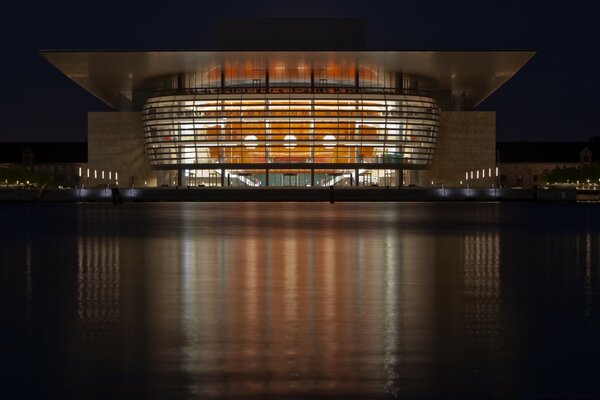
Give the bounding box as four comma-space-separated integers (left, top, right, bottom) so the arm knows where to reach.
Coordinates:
77, 222, 120, 342
2, 202, 600, 398
464, 231, 501, 350
132, 204, 453, 398
25, 240, 32, 327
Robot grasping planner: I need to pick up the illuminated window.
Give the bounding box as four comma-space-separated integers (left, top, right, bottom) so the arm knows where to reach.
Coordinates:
244, 135, 258, 149
323, 135, 336, 149
283, 135, 297, 148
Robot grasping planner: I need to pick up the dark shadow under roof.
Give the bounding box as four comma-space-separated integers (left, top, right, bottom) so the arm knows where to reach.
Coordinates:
41, 51, 535, 109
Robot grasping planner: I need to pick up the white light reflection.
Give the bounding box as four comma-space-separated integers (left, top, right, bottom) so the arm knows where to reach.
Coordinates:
284, 235, 298, 322
463, 230, 501, 350
382, 228, 400, 397
76, 212, 120, 342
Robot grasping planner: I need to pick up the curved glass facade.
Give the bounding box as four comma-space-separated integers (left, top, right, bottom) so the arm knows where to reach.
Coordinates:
143, 90, 439, 169
141, 60, 439, 186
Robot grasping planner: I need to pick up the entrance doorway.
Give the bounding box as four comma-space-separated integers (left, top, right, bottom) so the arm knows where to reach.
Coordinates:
282, 173, 298, 186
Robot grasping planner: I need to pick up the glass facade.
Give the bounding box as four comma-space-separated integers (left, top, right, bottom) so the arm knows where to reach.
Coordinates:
142, 63, 440, 187
144, 93, 438, 165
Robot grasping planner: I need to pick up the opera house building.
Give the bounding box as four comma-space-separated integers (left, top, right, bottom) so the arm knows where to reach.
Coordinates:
42, 48, 533, 187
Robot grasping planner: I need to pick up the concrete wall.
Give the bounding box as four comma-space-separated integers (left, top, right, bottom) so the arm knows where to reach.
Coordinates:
88, 112, 156, 187
428, 111, 496, 187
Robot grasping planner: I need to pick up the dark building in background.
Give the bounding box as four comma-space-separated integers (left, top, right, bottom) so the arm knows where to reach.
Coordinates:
0, 142, 87, 164
497, 140, 600, 187
0, 142, 87, 187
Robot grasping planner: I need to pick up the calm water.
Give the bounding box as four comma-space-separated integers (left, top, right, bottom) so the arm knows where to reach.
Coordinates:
1, 202, 600, 399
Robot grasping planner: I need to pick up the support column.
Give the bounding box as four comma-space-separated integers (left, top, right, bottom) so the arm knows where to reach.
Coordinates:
396, 168, 403, 188
221, 169, 225, 187
177, 73, 185, 89
265, 71, 269, 91
178, 170, 184, 187
265, 169, 269, 187
220, 68, 225, 91
311, 169, 315, 187
355, 169, 360, 186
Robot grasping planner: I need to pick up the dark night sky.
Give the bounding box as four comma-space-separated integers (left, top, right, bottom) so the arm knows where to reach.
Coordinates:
1, 0, 598, 142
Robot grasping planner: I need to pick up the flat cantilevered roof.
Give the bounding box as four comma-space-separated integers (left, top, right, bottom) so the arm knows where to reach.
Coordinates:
42, 51, 535, 108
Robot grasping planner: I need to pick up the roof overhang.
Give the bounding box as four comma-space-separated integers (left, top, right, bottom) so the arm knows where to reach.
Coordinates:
41, 51, 535, 108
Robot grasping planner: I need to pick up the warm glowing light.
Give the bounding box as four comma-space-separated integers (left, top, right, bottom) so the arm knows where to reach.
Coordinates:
483, 169, 486, 178
144, 95, 440, 167
115, 172, 118, 180
465, 172, 469, 180
495, 167, 498, 177
86, 168, 90, 178
94, 170, 97, 179
470, 171, 473, 179
102, 171, 105, 179
489, 168, 492, 177
476, 170, 479, 179
243, 135, 258, 149
78, 167, 82, 177
109, 171, 112, 180
323, 135, 336, 149
283, 135, 297, 148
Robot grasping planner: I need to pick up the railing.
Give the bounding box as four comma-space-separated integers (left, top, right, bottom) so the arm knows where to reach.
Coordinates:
150, 86, 434, 98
